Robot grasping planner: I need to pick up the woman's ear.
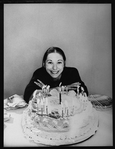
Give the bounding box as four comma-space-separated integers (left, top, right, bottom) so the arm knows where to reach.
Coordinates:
42, 62, 45, 68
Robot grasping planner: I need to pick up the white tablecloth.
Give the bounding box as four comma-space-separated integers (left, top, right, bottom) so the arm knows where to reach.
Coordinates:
4, 107, 113, 147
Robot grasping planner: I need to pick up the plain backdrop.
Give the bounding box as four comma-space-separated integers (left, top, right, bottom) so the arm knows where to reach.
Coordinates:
4, 4, 112, 99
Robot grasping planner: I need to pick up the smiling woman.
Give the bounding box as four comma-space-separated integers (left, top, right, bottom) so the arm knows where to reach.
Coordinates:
23, 47, 88, 103
45, 53, 64, 79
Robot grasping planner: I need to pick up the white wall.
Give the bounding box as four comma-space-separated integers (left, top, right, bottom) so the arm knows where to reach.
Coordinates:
4, 4, 112, 98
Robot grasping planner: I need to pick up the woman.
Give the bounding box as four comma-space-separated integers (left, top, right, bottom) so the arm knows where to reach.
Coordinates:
24, 47, 88, 103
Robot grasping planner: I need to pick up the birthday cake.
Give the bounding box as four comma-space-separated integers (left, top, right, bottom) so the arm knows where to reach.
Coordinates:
22, 84, 99, 146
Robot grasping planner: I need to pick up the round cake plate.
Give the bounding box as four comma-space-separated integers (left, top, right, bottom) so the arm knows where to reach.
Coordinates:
22, 108, 99, 146
23, 121, 99, 146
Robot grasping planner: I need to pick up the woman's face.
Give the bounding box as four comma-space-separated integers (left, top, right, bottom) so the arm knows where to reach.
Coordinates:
45, 52, 64, 79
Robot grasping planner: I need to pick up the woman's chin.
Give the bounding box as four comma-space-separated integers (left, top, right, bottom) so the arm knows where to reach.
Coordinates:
51, 74, 59, 78
50, 73, 61, 79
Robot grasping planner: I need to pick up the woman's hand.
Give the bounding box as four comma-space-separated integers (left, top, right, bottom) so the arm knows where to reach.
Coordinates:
42, 85, 50, 94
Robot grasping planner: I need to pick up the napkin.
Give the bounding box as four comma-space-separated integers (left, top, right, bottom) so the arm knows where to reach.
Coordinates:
88, 94, 112, 110
4, 109, 11, 122
4, 94, 28, 110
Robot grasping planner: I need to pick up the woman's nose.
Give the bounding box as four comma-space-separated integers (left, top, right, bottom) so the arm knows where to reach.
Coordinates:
52, 64, 57, 70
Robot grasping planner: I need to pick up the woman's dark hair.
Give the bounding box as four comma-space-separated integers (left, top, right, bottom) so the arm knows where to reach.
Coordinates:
42, 47, 66, 67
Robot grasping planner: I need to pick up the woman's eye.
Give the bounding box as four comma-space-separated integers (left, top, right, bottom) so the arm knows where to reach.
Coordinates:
57, 61, 63, 64
46, 60, 63, 65
47, 61, 52, 64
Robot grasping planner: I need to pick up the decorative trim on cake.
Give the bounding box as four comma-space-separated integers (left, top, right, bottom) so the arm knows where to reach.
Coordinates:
21, 84, 99, 146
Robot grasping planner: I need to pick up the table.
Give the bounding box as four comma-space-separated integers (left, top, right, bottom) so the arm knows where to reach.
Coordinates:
4, 107, 113, 147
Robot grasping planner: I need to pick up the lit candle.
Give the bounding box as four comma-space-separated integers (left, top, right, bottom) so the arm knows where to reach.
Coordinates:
77, 86, 80, 95
62, 108, 64, 118
65, 107, 67, 116
46, 106, 48, 115
59, 82, 62, 104
81, 87, 84, 91
37, 104, 39, 113
43, 97, 46, 114
61, 102, 64, 117
64, 100, 68, 116
45, 98, 48, 115
81, 87, 84, 95
33, 90, 37, 98
59, 93, 61, 104
67, 108, 69, 116
37, 98, 39, 105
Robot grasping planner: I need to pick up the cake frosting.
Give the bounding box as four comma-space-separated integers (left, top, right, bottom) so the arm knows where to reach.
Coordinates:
22, 85, 99, 146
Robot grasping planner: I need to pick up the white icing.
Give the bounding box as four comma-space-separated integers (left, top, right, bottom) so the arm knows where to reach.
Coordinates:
21, 88, 99, 145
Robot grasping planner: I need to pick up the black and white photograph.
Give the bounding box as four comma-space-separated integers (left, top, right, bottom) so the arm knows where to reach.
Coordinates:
4, 3, 112, 147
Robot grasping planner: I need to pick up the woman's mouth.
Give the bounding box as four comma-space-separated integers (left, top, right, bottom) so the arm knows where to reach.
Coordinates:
51, 71, 59, 74
46, 69, 63, 79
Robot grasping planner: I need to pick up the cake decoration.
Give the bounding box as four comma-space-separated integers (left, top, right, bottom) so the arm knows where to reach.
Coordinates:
21, 82, 99, 146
